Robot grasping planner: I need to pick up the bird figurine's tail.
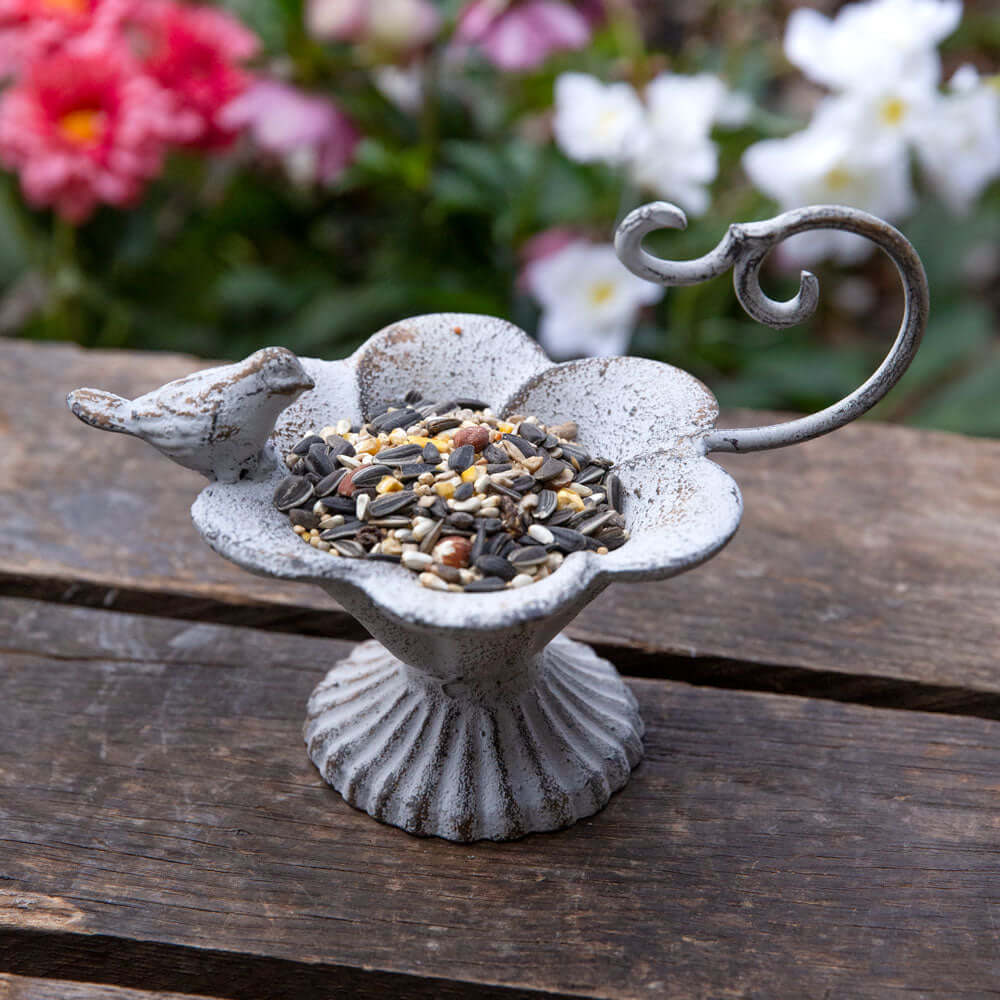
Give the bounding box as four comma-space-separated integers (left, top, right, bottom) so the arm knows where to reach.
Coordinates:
67, 388, 133, 434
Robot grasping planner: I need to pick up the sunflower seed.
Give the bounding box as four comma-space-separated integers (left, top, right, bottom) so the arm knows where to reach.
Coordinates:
517, 422, 546, 444
464, 576, 507, 592
324, 435, 356, 458
534, 458, 566, 481
369, 491, 418, 517
475, 554, 516, 580
534, 489, 558, 519
502, 433, 538, 457
331, 539, 365, 558
320, 520, 363, 541
483, 444, 508, 464
314, 468, 348, 496
425, 416, 461, 435
448, 444, 475, 471
470, 522, 487, 562
418, 518, 443, 553
373, 408, 423, 432
559, 443, 590, 468
447, 511, 476, 530
404, 388, 423, 404
377, 443, 423, 463
321, 495, 358, 515
548, 526, 588, 552
274, 476, 313, 511
605, 472, 623, 513
454, 482, 474, 501
292, 434, 325, 455
509, 546, 549, 566
422, 442, 441, 464
453, 397, 489, 410
428, 497, 451, 519
369, 553, 402, 563
509, 475, 536, 493
351, 464, 393, 487
289, 508, 320, 531
577, 510, 617, 536
597, 527, 627, 550
574, 464, 606, 486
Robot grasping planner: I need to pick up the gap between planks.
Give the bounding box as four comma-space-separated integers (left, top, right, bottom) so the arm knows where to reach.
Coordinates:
1, 576, 998, 722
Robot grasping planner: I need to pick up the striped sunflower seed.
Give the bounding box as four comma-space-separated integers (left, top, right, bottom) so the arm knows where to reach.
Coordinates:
273, 476, 313, 512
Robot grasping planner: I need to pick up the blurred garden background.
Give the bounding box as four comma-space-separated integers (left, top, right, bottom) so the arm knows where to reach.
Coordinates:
1, 0, 998, 433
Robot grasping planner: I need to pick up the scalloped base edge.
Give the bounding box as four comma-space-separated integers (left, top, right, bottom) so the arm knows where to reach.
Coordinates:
303, 635, 644, 842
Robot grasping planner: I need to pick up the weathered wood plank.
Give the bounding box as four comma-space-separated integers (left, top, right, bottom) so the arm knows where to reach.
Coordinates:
1, 599, 998, 999
2, 338, 1000, 705
0, 972, 214, 1000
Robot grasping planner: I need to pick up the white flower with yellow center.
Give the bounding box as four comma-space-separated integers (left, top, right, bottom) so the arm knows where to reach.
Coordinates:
552, 72, 645, 165
526, 241, 664, 358
913, 66, 1000, 214
627, 73, 729, 217
742, 99, 914, 264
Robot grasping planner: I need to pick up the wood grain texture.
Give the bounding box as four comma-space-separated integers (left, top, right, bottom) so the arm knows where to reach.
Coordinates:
1, 599, 998, 1000
2, 339, 1000, 705
0, 973, 214, 1000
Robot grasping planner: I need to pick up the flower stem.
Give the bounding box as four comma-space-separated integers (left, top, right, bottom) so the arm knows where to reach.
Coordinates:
47, 215, 84, 343
605, 0, 650, 86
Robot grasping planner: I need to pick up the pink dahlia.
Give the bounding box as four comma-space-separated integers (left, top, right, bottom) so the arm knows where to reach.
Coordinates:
0, 45, 176, 221
122, 0, 259, 149
0, 0, 98, 77
454, 0, 592, 71
219, 78, 359, 185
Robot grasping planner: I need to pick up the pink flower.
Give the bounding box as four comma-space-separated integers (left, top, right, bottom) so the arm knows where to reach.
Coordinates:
219, 78, 359, 185
454, 0, 592, 71
0, 44, 176, 221
306, 0, 439, 53
120, 0, 259, 149
0, 0, 99, 77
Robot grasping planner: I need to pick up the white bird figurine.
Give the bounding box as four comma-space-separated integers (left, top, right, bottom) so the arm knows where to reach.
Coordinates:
67, 346, 314, 482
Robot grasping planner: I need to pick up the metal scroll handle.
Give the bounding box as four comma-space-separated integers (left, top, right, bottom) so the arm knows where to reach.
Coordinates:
614, 202, 929, 454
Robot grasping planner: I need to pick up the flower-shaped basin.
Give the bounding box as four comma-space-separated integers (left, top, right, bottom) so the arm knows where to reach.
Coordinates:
191, 312, 743, 638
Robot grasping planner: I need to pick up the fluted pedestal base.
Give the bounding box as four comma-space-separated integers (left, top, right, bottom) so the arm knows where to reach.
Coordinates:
304, 635, 644, 842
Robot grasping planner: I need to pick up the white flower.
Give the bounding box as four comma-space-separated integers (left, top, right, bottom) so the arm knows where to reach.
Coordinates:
913, 66, 1000, 214
627, 73, 729, 216
785, 0, 961, 95
552, 73, 645, 165
742, 98, 915, 264
526, 241, 664, 358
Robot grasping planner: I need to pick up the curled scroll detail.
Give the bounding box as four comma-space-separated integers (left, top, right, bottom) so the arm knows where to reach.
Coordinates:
614, 201, 929, 454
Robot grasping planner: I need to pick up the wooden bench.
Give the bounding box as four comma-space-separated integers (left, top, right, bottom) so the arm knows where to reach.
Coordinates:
1, 338, 998, 999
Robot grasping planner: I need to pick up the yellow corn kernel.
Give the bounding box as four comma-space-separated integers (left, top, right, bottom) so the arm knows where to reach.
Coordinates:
434, 480, 456, 499
407, 435, 429, 447
355, 436, 380, 455
388, 427, 408, 445
376, 476, 404, 494
460, 466, 479, 483
497, 422, 515, 434
431, 435, 452, 452
556, 488, 585, 511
